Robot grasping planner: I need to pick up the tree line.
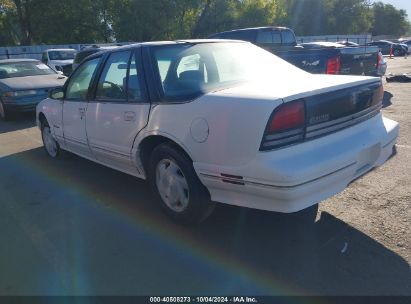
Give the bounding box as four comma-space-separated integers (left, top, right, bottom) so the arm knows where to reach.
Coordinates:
0, 0, 410, 46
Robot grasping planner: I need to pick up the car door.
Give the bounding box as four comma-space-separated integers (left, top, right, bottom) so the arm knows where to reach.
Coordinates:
86, 49, 150, 174
62, 57, 100, 159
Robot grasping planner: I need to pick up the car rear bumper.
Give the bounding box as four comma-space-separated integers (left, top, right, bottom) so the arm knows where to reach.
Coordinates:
195, 114, 398, 213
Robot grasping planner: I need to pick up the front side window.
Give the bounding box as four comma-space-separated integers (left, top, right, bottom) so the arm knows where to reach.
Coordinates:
256, 31, 273, 44
65, 58, 100, 100
96, 51, 130, 101
281, 30, 295, 44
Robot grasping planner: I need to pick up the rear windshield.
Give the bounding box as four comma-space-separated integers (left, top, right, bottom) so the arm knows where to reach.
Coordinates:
0, 61, 56, 79
48, 50, 76, 60
152, 42, 305, 101
211, 30, 255, 42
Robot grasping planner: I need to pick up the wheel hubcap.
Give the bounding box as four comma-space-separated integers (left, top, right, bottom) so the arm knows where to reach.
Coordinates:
42, 126, 58, 157
156, 159, 189, 212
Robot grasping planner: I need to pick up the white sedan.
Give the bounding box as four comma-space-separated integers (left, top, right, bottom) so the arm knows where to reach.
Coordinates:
36, 40, 399, 224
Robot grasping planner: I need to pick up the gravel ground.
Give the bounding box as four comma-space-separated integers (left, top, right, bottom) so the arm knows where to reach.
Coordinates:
322, 57, 411, 265
0, 59, 410, 296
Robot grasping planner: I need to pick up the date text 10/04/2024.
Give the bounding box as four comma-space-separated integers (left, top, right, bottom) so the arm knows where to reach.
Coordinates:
149, 297, 258, 303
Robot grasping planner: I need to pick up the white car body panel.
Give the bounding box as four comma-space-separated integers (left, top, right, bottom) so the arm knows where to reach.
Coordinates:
36, 42, 399, 215
86, 102, 150, 174
62, 101, 93, 158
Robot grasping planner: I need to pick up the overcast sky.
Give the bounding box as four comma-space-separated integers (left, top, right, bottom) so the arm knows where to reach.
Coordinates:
376, 0, 411, 19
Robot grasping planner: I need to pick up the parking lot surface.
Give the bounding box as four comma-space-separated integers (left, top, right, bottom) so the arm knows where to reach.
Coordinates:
0, 59, 410, 296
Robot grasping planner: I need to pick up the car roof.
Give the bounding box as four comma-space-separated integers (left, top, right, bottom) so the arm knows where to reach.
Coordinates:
79, 45, 119, 52
210, 26, 290, 35
84, 39, 246, 60
0, 58, 39, 64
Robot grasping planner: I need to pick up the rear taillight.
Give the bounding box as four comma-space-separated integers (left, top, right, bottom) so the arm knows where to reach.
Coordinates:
377, 52, 382, 69
374, 84, 384, 104
326, 56, 341, 74
260, 100, 306, 151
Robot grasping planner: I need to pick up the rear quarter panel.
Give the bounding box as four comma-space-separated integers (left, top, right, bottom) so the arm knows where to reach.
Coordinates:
136, 95, 282, 167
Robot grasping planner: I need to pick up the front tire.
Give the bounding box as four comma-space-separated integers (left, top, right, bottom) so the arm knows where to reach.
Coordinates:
41, 121, 60, 158
148, 143, 215, 225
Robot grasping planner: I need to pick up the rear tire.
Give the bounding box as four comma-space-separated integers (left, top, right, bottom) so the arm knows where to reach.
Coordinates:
41, 121, 61, 158
148, 143, 215, 225
393, 49, 401, 56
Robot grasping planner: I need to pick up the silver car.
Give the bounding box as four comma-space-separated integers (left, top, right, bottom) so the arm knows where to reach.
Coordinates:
0, 59, 67, 120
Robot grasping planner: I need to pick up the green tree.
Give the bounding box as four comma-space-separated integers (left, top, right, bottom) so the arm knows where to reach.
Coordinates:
191, 0, 238, 38
330, 0, 373, 34
236, 0, 283, 28
372, 2, 411, 36
0, 0, 18, 45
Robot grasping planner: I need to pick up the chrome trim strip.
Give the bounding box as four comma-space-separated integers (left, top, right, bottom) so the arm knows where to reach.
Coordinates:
307, 103, 381, 132
90, 145, 130, 159
262, 134, 304, 147
200, 162, 357, 189
65, 136, 88, 146
265, 128, 304, 141
306, 107, 380, 139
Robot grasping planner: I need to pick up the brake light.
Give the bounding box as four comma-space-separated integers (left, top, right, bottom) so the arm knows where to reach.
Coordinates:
268, 101, 305, 132
260, 100, 306, 150
377, 52, 382, 69
326, 56, 341, 74
375, 84, 384, 103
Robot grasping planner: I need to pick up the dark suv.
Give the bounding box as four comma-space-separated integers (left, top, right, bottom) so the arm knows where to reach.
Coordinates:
72, 45, 120, 71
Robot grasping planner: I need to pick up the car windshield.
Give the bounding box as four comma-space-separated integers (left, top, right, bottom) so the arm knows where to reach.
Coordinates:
0, 61, 56, 79
48, 50, 76, 60
152, 42, 306, 101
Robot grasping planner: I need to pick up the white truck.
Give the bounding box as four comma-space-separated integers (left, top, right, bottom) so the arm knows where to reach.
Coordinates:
41, 48, 76, 76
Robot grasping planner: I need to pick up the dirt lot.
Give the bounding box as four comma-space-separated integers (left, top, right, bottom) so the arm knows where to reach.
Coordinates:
0, 59, 410, 296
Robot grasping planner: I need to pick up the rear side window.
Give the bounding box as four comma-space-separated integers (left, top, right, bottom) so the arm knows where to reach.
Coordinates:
256, 31, 272, 44
281, 30, 296, 44
96, 51, 130, 101
256, 30, 281, 44
215, 30, 255, 42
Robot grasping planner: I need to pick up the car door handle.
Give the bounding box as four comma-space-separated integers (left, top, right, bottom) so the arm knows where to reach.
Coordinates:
78, 107, 86, 119
124, 111, 136, 121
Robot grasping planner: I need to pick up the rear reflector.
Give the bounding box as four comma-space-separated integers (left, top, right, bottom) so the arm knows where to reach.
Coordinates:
326, 56, 341, 74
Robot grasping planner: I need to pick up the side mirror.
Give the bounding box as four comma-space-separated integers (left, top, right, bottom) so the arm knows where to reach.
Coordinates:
49, 87, 64, 100
56, 70, 64, 75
